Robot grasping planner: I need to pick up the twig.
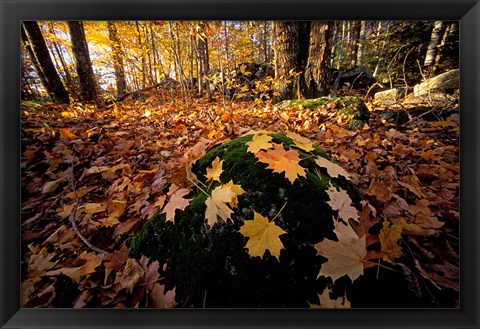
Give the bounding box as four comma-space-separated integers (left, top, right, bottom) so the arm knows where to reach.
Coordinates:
203, 290, 207, 308
272, 202, 288, 222
69, 163, 108, 254
362, 259, 397, 272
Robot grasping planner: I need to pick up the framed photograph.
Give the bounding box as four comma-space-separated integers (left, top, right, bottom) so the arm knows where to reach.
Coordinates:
1, 0, 479, 328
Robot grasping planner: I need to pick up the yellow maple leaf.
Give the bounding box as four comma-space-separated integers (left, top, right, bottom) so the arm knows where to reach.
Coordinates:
315, 156, 351, 180
162, 188, 192, 223
205, 185, 236, 228
286, 131, 315, 152
326, 185, 359, 222
314, 219, 366, 282
256, 143, 306, 184
239, 211, 287, 261
59, 128, 78, 140
205, 156, 223, 182
379, 221, 403, 263
246, 134, 273, 154
224, 180, 245, 207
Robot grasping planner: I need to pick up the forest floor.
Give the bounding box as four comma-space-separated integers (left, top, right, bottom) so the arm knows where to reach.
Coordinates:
20, 87, 459, 308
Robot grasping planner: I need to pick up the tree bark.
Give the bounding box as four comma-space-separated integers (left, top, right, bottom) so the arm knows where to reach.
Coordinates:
67, 21, 98, 102
107, 21, 127, 96
423, 21, 445, 78
22, 22, 70, 104
349, 21, 361, 68
304, 21, 333, 98
197, 21, 212, 101
356, 21, 366, 66
273, 21, 310, 101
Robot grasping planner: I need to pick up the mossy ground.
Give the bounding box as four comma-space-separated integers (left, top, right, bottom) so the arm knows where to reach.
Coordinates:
277, 96, 370, 130
130, 133, 363, 307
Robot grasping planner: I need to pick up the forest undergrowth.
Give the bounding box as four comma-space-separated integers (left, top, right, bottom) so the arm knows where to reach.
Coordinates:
20, 88, 459, 308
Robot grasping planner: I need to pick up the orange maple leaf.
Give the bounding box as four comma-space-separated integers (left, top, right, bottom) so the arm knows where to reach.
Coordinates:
256, 143, 306, 183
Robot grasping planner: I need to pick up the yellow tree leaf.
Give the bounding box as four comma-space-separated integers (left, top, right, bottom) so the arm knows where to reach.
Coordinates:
256, 143, 306, 183
379, 222, 403, 263
315, 156, 351, 180
314, 219, 366, 282
246, 134, 273, 154
286, 131, 315, 152
326, 185, 359, 222
162, 188, 192, 223
224, 180, 245, 207
80, 202, 107, 214
239, 211, 287, 261
205, 185, 236, 228
205, 156, 223, 182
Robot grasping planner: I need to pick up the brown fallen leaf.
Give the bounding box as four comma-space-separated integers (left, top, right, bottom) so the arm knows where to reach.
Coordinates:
314, 219, 366, 282
162, 188, 191, 223
116, 258, 145, 293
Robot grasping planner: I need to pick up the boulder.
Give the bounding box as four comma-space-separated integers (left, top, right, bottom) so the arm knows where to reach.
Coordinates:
374, 87, 408, 105
130, 133, 363, 307
332, 66, 377, 90
403, 69, 459, 106
276, 96, 370, 130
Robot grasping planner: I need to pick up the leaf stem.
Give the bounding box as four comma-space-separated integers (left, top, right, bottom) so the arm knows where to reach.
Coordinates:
272, 202, 288, 222
187, 176, 209, 196
362, 259, 397, 272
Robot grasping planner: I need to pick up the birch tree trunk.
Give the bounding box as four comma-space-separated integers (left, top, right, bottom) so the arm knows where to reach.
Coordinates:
423, 21, 445, 78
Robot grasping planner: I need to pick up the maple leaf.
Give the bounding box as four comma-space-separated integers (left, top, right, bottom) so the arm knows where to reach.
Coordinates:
239, 211, 287, 261
205, 156, 224, 182
116, 258, 145, 293
379, 222, 403, 263
310, 288, 351, 308
151, 283, 177, 308
246, 134, 273, 154
314, 219, 366, 282
256, 143, 306, 183
315, 156, 351, 180
326, 185, 359, 222
367, 179, 393, 203
286, 131, 315, 152
45, 251, 103, 283
224, 180, 245, 207
349, 201, 378, 238
162, 187, 192, 223
139, 255, 161, 293
205, 184, 236, 228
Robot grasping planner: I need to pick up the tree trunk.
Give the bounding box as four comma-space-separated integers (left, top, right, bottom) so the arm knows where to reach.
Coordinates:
107, 21, 127, 96
304, 21, 333, 98
356, 21, 366, 66
197, 21, 212, 101
273, 21, 310, 101
21, 22, 70, 104
349, 21, 361, 68
67, 21, 97, 102
432, 22, 456, 76
423, 21, 445, 78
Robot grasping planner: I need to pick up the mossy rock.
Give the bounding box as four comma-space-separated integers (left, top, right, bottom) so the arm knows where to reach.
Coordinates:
130, 133, 363, 307
277, 96, 370, 130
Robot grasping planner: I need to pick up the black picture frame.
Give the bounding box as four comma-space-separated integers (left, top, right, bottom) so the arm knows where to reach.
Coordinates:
1, 0, 478, 328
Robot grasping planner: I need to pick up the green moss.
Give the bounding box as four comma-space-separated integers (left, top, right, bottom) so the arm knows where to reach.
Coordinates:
130, 133, 363, 307
277, 96, 370, 130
